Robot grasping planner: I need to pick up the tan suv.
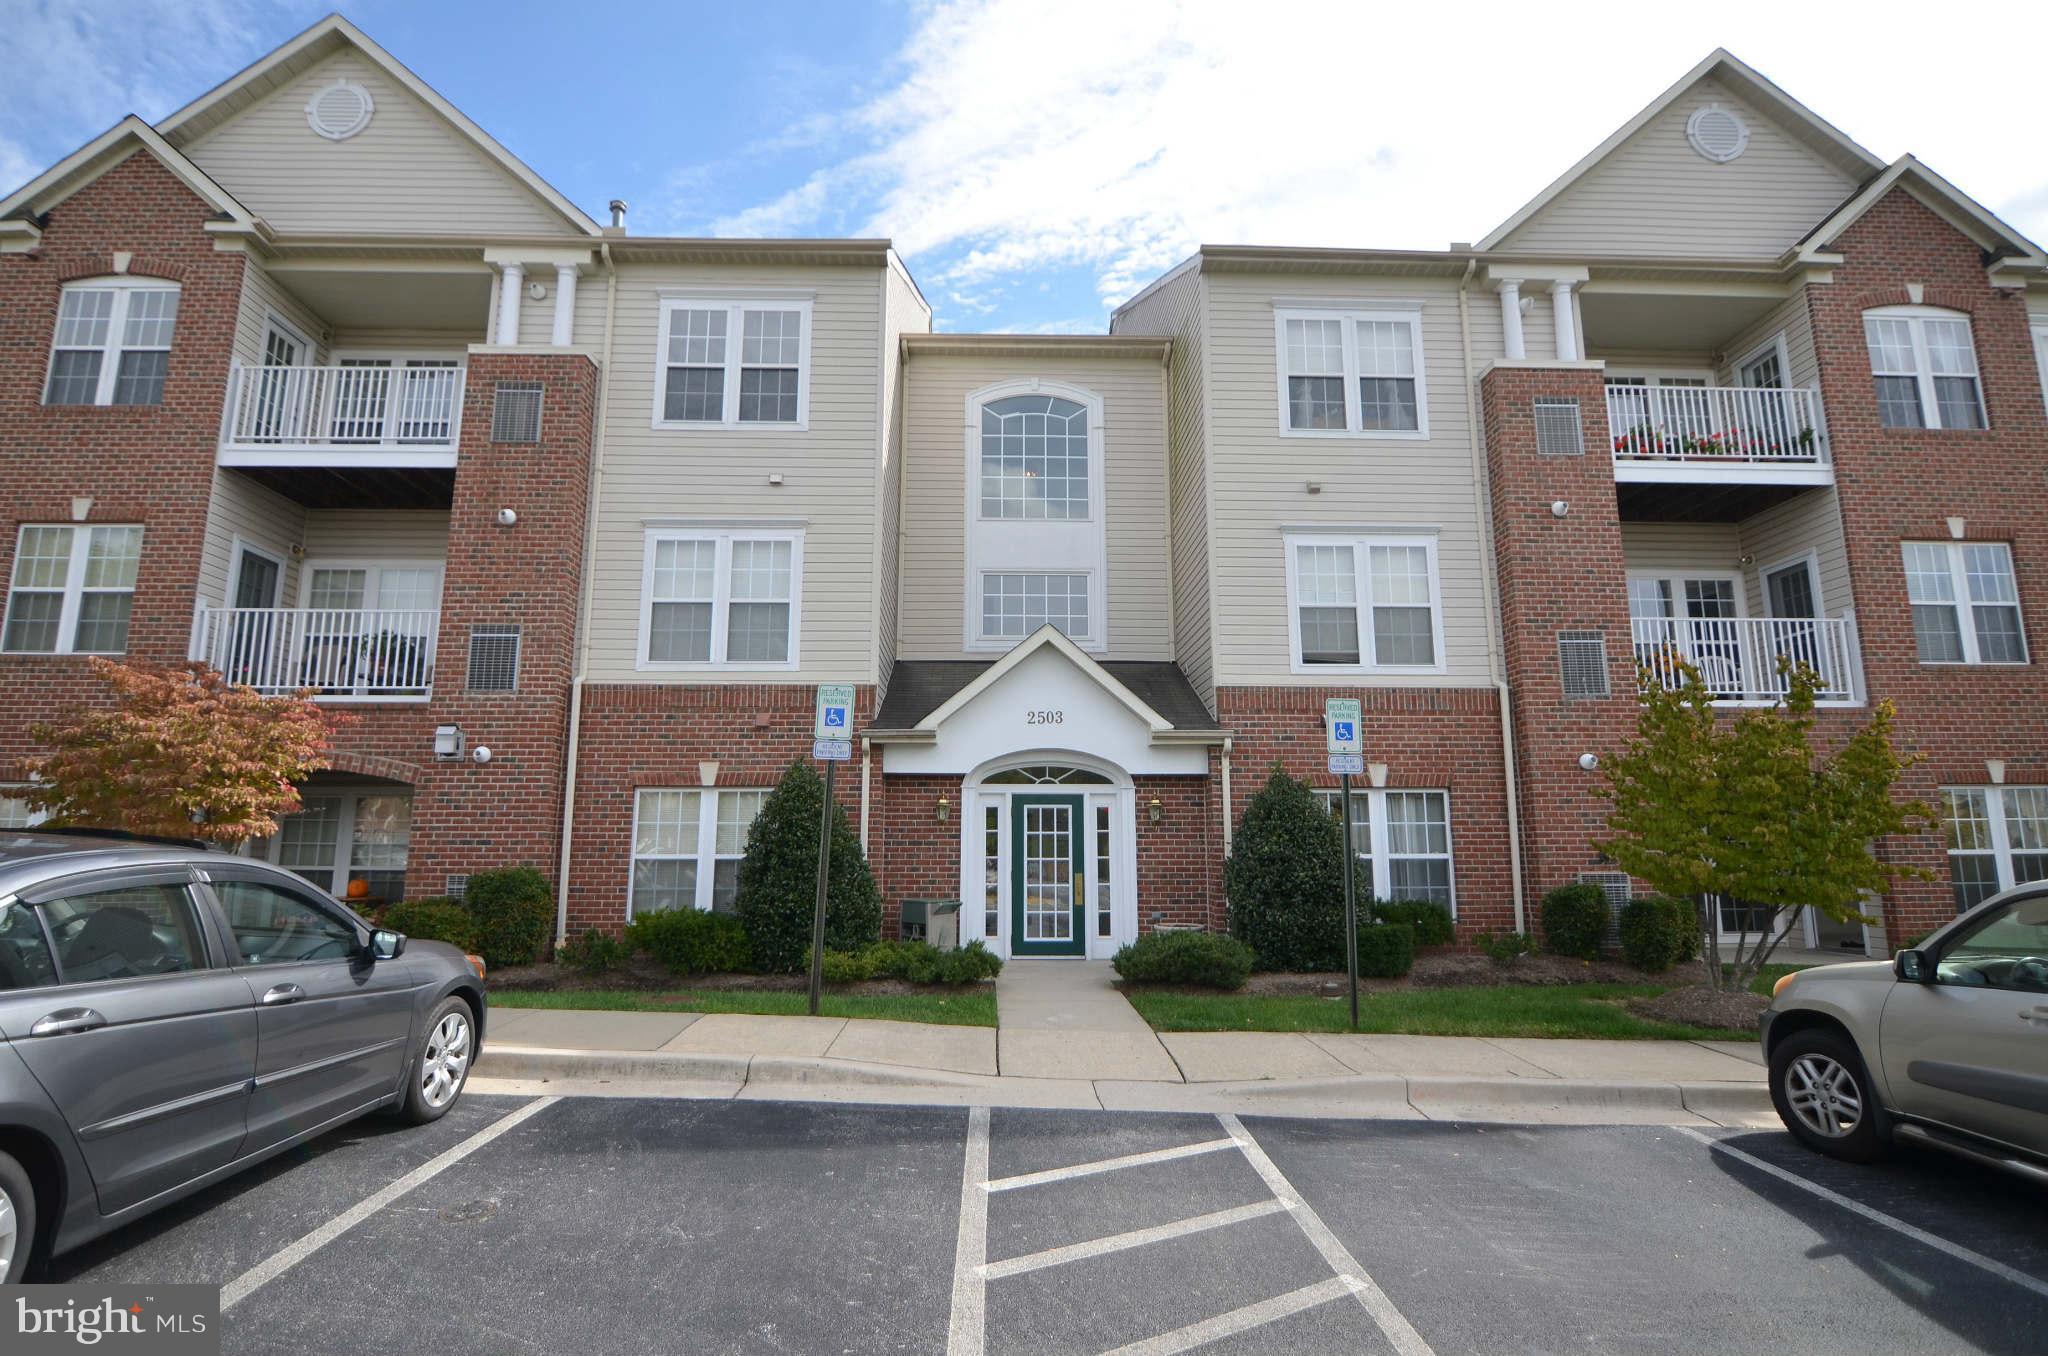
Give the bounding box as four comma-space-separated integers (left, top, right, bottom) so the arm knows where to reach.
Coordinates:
1762, 883, 2048, 1182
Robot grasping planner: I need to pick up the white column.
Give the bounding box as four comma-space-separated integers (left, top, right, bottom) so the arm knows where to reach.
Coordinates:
1550, 281, 1578, 361
551, 265, 579, 346
494, 261, 524, 346
1497, 279, 1525, 360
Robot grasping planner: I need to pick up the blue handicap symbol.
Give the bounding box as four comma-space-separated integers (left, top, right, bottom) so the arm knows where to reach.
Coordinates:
824, 706, 847, 729
1333, 720, 1355, 743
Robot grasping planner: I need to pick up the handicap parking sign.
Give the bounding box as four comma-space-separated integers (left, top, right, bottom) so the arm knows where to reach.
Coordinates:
815, 683, 856, 740
1324, 698, 1362, 755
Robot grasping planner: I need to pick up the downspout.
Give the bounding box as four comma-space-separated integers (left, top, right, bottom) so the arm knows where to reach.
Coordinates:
554, 238, 618, 945
1219, 734, 1233, 856
1458, 255, 1527, 935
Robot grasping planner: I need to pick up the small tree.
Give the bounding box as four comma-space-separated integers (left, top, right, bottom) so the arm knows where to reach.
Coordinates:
1224, 765, 1367, 971
1597, 659, 1930, 990
18, 659, 342, 845
734, 761, 882, 972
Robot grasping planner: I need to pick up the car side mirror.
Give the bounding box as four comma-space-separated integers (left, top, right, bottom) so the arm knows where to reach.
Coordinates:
370, 929, 407, 961
1895, 948, 1934, 983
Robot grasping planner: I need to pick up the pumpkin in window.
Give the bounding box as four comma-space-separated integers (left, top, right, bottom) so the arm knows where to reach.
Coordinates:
346, 878, 370, 899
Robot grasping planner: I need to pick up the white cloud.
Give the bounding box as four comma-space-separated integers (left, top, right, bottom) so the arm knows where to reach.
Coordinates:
712, 0, 2048, 318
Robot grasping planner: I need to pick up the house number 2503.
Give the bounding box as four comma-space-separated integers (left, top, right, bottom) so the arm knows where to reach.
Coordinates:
1025, 709, 1065, 726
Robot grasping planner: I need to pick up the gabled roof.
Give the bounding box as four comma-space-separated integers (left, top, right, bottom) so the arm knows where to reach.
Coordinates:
153, 13, 599, 235
1794, 155, 2047, 271
0, 115, 264, 241
1479, 48, 1885, 252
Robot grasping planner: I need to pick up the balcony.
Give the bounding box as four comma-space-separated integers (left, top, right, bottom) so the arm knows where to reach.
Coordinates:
218, 364, 465, 469
192, 605, 438, 702
1606, 386, 1830, 486
1632, 613, 1860, 706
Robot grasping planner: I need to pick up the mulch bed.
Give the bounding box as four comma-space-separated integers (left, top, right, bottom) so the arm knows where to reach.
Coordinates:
1214, 951, 1699, 998
1626, 985, 1770, 1032
486, 957, 966, 999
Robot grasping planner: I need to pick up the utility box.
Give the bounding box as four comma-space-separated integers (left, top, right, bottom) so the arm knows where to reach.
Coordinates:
901, 899, 962, 949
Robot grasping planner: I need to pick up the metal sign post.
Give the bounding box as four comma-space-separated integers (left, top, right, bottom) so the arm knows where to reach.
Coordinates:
1325, 699, 1364, 1030
808, 685, 855, 1016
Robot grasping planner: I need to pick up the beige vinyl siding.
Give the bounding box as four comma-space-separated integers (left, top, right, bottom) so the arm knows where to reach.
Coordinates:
1716, 291, 1819, 390
896, 352, 1171, 661
1201, 270, 1496, 687
299, 510, 451, 573
1738, 487, 1853, 621
232, 260, 331, 367
875, 260, 930, 691
183, 51, 576, 237
1112, 264, 1214, 700
1620, 523, 1743, 578
584, 262, 883, 683
196, 471, 307, 608
1498, 77, 1858, 260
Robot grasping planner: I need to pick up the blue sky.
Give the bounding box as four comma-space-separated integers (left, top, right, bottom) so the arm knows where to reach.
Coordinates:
3, 1, 2043, 335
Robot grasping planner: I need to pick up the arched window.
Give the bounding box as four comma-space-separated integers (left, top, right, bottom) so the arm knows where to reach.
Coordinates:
966, 381, 1107, 651
979, 394, 1089, 519
43, 277, 180, 407
983, 765, 1113, 785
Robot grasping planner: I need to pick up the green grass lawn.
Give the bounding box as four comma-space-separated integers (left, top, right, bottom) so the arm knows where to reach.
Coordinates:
490, 986, 998, 1027
1124, 983, 1750, 1041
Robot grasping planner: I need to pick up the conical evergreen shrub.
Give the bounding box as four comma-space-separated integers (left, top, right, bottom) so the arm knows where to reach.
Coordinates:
735, 761, 883, 972
1224, 765, 1367, 971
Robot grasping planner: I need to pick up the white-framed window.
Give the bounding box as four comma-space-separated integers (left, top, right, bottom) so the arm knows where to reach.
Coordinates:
1274, 306, 1428, 438
1863, 307, 1985, 430
0, 788, 46, 829
1941, 786, 2048, 912
264, 792, 412, 902
43, 277, 180, 406
978, 393, 1090, 519
638, 527, 803, 670
2033, 322, 2048, 420
1901, 541, 2027, 665
1283, 532, 1444, 672
653, 297, 812, 429
630, 787, 770, 915
979, 572, 1090, 643
965, 379, 1107, 651
1316, 788, 1455, 912
3, 524, 143, 654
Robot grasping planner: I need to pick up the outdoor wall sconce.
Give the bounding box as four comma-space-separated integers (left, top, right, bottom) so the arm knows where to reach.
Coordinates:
936, 795, 951, 822
698, 761, 720, 787
1578, 752, 1600, 771
433, 724, 465, 760
1148, 797, 1163, 824
472, 746, 492, 765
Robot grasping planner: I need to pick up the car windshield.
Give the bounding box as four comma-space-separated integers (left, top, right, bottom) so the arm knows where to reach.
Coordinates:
1936, 896, 2048, 992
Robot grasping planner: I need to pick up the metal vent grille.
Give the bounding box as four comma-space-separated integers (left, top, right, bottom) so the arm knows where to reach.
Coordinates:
466, 625, 521, 692
444, 874, 470, 901
1533, 397, 1584, 456
1557, 630, 1610, 698
491, 382, 543, 443
1579, 871, 1632, 949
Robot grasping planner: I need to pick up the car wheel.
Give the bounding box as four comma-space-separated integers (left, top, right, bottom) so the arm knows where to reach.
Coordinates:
1769, 1027, 1890, 1163
0, 1149, 37, 1284
393, 996, 475, 1125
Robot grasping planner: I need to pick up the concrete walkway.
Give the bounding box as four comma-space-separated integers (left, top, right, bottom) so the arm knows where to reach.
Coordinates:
993, 959, 1182, 1081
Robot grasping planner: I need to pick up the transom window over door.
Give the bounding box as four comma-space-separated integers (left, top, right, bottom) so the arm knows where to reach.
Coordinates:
1284, 533, 1443, 672
640, 528, 802, 669
967, 381, 1105, 651
1864, 308, 1985, 430
44, 278, 179, 406
1275, 307, 1427, 437
655, 298, 812, 428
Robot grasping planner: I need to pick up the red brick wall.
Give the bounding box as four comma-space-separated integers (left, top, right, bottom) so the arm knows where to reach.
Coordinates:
1803, 189, 2048, 944
1217, 686, 1513, 939
1134, 761, 1223, 931
870, 772, 965, 937
0, 153, 246, 768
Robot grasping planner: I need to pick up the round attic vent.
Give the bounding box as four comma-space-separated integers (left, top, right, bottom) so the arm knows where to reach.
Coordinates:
306, 80, 374, 141
1686, 105, 1748, 163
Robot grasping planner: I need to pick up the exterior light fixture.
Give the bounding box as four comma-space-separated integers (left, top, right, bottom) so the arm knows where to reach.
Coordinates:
496, 507, 518, 527
433, 724, 465, 760
1578, 752, 1600, 771
1550, 500, 1569, 518
1148, 797, 1164, 824
472, 746, 492, 765
936, 795, 951, 822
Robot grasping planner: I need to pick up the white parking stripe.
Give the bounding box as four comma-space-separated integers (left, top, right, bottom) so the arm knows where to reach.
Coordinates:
1219, 1114, 1437, 1356
1677, 1127, 2048, 1302
1096, 1276, 1363, 1356
980, 1200, 1290, 1281
983, 1137, 1242, 1194
220, 1096, 560, 1312
945, 1105, 992, 1356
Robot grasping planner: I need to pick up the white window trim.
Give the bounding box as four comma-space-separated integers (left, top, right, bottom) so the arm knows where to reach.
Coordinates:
1282, 531, 1447, 675
1735, 331, 1792, 388
636, 526, 804, 672
3, 523, 143, 655
1902, 540, 2029, 666
1272, 304, 1429, 440
260, 312, 313, 365
43, 276, 180, 407
225, 535, 287, 609
1942, 785, 2046, 898
627, 787, 769, 918
1864, 305, 1986, 431
2032, 322, 2048, 421
651, 296, 814, 431
296, 558, 445, 611
1604, 369, 1716, 386
963, 378, 1108, 652
1317, 787, 1458, 916
1758, 550, 1826, 619
1626, 569, 1751, 621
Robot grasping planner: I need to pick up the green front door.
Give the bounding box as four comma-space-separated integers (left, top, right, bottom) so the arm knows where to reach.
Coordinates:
1010, 795, 1085, 957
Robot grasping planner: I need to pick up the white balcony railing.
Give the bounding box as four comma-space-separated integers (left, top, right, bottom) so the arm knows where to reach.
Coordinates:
219, 363, 464, 460
192, 606, 438, 701
1632, 612, 1860, 705
1606, 385, 1827, 466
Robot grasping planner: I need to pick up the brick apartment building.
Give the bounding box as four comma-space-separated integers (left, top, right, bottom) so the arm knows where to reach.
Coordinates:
3, 19, 2045, 959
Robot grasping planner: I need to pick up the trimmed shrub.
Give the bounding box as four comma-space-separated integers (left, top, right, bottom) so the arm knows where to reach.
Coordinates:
464, 866, 553, 967
559, 927, 629, 975
381, 897, 477, 952
1356, 921, 1416, 978
819, 948, 875, 984
1619, 896, 1696, 973
735, 762, 883, 973
1111, 931, 1256, 990
820, 940, 1002, 986
1225, 766, 1366, 971
1373, 900, 1454, 947
1477, 930, 1535, 966
938, 941, 1003, 984
625, 908, 753, 976
1540, 883, 1609, 960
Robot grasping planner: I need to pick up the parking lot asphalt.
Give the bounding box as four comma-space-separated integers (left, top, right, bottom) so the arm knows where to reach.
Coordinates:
50, 1094, 2048, 1355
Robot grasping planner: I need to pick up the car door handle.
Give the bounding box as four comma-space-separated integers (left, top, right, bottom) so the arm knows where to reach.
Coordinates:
30, 1007, 107, 1037
261, 983, 306, 1006
2023, 1006, 2048, 1027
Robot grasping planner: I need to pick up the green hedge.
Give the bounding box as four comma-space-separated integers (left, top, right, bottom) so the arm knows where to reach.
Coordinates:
625, 908, 753, 976
558, 927, 629, 975
1372, 900, 1454, 947
735, 763, 883, 972
1540, 883, 1609, 960
1477, 930, 1535, 965
1224, 767, 1365, 971
1618, 896, 1698, 973
464, 866, 553, 967
1356, 921, 1416, 978
1111, 931, 1256, 989
380, 897, 477, 953
819, 940, 1003, 986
